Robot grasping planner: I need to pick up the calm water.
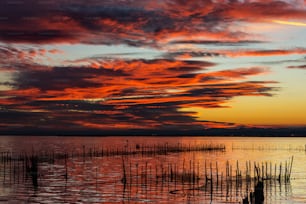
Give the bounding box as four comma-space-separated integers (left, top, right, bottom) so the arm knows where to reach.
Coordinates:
0, 136, 306, 203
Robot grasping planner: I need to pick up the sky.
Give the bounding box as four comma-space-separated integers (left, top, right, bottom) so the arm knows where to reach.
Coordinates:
0, 0, 306, 135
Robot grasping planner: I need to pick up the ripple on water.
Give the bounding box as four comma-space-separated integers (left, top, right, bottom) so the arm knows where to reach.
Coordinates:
1, 136, 306, 203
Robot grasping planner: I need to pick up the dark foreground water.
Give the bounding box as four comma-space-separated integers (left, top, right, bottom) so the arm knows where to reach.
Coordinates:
0, 136, 306, 203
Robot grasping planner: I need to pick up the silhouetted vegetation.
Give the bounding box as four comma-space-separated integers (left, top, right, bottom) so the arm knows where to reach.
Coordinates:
0, 143, 294, 203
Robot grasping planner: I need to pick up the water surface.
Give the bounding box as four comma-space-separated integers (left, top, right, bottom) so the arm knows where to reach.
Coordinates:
0, 136, 305, 203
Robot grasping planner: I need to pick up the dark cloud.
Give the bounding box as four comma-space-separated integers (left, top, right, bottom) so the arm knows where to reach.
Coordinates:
163, 49, 306, 60
287, 65, 306, 69
0, 30, 80, 43
162, 51, 223, 59
181, 81, 276, 99
219, 48, 306, 57
13, 66, 128, 91
0, 98, 234, 133
0, 55, 277, 131
1, 0, 304, 46
169, 40, 265, 46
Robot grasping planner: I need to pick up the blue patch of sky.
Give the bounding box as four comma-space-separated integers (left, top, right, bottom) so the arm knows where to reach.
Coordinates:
43, 44, 163, 65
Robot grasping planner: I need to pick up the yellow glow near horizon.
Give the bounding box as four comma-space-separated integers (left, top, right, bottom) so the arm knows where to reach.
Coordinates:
272, 20, 306, 27
181, 95, 306, 127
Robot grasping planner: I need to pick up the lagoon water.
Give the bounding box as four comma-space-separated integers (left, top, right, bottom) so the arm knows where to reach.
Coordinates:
0, 136, 306, 203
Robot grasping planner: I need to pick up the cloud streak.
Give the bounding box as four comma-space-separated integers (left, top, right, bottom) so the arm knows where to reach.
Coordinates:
272, 20, 306, 27
287, 65, 306, 69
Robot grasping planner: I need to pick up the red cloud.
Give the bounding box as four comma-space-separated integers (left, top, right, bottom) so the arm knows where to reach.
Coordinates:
0, 55, 277, 131
1, 1, 305, 46
1, 58, 275, 106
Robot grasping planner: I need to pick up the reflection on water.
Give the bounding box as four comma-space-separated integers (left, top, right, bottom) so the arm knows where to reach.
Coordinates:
0, 136, 305, 203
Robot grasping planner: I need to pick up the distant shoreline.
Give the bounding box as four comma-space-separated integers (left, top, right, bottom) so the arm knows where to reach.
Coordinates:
1, 135, 306, 138
1, 126, 306, 137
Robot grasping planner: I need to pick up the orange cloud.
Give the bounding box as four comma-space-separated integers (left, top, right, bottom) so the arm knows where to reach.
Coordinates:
1, 0, 304, 46
0, 55, 277, 132
48, 49, 64, 54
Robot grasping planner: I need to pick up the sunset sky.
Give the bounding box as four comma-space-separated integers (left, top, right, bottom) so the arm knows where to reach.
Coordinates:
0, 0, 306, 134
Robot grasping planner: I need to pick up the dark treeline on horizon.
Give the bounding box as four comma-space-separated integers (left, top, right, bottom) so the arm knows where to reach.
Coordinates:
1, 127, 306, 137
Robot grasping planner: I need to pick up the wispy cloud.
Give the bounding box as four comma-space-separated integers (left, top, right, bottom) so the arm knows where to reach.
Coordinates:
287, 65, 306, 69
223, 48, 306, 57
